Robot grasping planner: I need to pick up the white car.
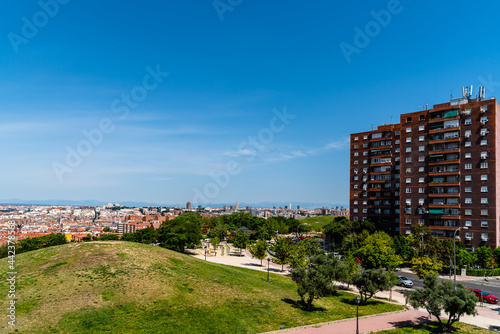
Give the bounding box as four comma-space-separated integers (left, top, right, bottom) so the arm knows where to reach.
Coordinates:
397, 275, 413, 288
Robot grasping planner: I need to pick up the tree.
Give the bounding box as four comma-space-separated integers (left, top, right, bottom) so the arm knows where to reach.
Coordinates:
475, 246, 493, 269
233, 229, 250, 256
103, 227, 111, 232
157, 213, 202, 252
355, 231, 402, 270
291, 253, 347, 310
248, 239, 268, 266
340, 253, 361, 288
392, 233, 414, 262
210, 237, 220, 256
270, 236, 293, 271
457, 248, 475, 269
411, 256, 443, 279
494, 247, 500, 268
99, 234, 120, 241
406, 274, 477, 332
353, 268, 397, 304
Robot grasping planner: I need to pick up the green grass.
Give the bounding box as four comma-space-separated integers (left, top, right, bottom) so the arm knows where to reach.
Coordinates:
298, 216, 338, 232
0, 241, 402, 333
377, 321, 491, 333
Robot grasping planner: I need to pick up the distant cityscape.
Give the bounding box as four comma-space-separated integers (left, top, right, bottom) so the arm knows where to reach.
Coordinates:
0, 202, 348, 245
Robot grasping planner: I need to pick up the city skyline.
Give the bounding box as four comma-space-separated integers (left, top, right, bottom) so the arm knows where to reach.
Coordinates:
2, 1, 500, 204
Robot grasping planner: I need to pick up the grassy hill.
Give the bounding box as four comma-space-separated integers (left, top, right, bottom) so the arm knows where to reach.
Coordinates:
0, 241, 401, 333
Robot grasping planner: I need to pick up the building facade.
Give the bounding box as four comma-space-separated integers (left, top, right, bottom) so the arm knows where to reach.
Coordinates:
350, 91, 500, 249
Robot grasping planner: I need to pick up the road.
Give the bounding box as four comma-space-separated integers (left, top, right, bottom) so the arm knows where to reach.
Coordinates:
395, 270, 500, 308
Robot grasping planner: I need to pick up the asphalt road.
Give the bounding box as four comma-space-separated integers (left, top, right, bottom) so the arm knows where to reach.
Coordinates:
395, 270, 500, 307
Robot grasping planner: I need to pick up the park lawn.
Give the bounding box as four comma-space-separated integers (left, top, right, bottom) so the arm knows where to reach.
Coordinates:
298, 216, 337, 232
0, 241, 402, 334
376, 321, 491, 333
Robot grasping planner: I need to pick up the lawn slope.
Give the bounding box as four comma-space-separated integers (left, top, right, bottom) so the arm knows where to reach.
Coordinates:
0, 241, 402, 333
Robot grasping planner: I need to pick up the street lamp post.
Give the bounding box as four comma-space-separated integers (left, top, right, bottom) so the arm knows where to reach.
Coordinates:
454, 226, 468, 284
204, 246, 207, 261
354, 296, 360, 334
297, 223, 307, 238
267, 257, 271, 282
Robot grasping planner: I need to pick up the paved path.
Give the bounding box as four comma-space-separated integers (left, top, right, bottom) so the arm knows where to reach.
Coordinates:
263, 310, 429, 334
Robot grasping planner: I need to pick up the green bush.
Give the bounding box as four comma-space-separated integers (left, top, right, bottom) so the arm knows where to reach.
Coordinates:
466, 268, 500, 276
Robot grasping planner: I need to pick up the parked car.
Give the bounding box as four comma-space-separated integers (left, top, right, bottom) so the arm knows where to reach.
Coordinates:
468, 289, 499, 304
397, 275, 413, 288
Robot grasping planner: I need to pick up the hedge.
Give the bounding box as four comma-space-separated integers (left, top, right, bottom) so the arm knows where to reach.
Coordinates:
466, 268, 500, 276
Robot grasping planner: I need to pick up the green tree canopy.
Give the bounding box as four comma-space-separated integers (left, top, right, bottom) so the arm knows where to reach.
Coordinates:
406, 274, 477, 332
270, 236, 294, 271
248, 239, 268, 266
353, 268, 397, 304
232, 229, 250, 255
355, 231, 402, 270
475, 246, 493, 269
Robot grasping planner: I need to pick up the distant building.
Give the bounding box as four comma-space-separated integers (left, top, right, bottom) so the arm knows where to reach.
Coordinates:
186, 202, 191, 210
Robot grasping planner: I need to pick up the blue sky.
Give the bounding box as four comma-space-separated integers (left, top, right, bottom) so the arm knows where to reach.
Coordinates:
1, 0, 500, 206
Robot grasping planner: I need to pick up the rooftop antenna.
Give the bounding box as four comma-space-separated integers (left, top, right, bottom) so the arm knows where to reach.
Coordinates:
390, 115, 393, 124
371, 124, 374, 130
426, 103, 428, 110
450, 89, 453, 100
477, 86, 485, 100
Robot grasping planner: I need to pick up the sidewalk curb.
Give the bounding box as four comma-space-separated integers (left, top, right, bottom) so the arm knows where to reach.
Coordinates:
260, 309, 411, 334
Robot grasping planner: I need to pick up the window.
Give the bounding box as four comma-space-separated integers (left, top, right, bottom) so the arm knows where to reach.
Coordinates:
465, 221, 472, 227
395, 131, 400, 135
420, 115, 425, 121
480, 140, 487, 146
354, 192, 358, 197
419, 135, 425, 142
418, 156, 425, 162
362, 208, 367, 213
406, 199, 411, 205
363, 135, 368, 140
363, 143, 368, 148
481, 105, 487, 113
465, 141, 471, 147
395, 157, 400, 162
419, 187, 425, 193
354, 160, 358, 165
354, 144, 359, 149
465, 175, 471, 181
481, 198, 488, 204
465, 153, 471, 159
406, 137, 412, 143
406, 178, 411, 183
480, 162, 488, 169
419, 125, 425, 131
481, 221, 488, 228
406, 127, 411, 133
406, 188, 411, 193
354, 152, 359, 156
354, 184, 358, 189
353, 208, 358, 213
419, 145, 425, 151
481, 209, 488, 216
363, 159, 368, 164
465, 186, 472, 192
363, 168, 368, 173
353, 176, 358, 180
395, 148, 400, 153
405, 229, 411, 235
418, 198, 424, 205
465, 118, 471, 125
465, 209, 472, 216
419, 167, 425, 172
465, 198, 472, 204
362, 201, 367, 205
465, 163, 472, 170
405, 219, 411, 224
406, 157, 412, 163
354, 137, 359, 141
353, 200, 358, 205
353, 216, 359, 221
363, 151, 368, 156
419, 177, 424, 183
406, 117, 412, 122
418, 219, 425, 224
465, 231, 473, 239
480, 116, 488, 124
406, 147, 412, 153
480, 129, 488, 136
481, 233, 488, 241
481, 186, 488, 192
465, 130, 471, 137
463, 108, 472, 115
481, 174, 487, 180
480, 151, 487, 159
406, 167, 412, 173
395, 139, 400, 144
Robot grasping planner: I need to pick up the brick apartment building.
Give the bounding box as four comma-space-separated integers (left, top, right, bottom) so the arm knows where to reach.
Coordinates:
350, 87, 500, 249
